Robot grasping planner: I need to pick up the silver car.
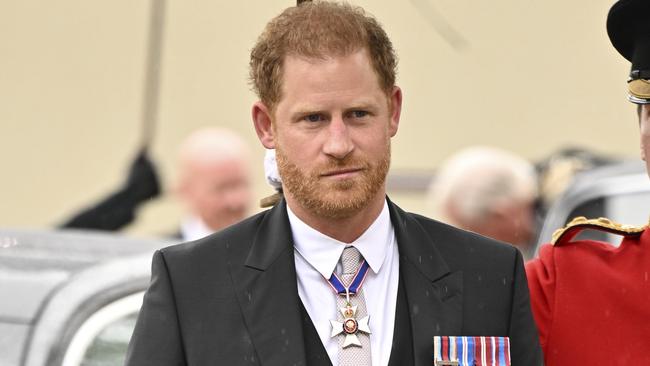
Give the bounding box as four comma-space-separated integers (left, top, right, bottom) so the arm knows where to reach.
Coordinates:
0, 229, 168, 366
535, 159, 650, 253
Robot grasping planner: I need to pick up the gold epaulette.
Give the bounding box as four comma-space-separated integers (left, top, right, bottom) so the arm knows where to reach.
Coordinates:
551, 216, 647, 245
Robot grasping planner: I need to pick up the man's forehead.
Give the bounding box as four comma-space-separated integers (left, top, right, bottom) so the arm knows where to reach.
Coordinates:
282, 48, 371, 72
284, 45, 365, 61
188, 154, 249, 174
279, 50, 381, 92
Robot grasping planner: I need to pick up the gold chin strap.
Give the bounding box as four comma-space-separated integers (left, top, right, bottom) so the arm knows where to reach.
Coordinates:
628, 78, 650, 100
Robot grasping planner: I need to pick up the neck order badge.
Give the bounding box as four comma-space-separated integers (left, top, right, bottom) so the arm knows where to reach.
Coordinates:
327, 256, 372, 348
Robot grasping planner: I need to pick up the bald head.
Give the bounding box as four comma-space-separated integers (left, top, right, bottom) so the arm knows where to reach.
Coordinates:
427, 147, 538, 251
178, 128, 250, 167
176, 128, 252, 232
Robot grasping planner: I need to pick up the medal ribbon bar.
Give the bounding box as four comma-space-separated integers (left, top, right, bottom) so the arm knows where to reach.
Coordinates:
433, 336, 511, 366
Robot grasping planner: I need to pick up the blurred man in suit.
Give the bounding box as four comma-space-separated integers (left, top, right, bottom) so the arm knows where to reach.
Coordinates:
173, 127, 252, 240
427, 146, 538, 258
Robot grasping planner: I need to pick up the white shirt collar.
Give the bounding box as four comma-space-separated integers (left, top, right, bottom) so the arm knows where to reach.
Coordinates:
180, 215, 215, 242
287, 200, 393, 279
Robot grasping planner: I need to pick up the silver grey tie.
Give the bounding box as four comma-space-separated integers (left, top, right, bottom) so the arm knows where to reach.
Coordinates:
337, 246, 372, 365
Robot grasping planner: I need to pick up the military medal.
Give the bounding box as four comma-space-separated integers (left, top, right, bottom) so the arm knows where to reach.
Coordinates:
326, 259, 371, 348
433, 336, 511, 366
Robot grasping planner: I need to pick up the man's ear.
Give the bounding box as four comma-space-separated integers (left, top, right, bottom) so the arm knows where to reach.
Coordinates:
388, 86, 402, 137
252, 101, 275, 149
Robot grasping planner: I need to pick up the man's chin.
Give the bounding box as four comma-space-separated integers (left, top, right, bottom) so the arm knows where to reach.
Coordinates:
312, 202, 365, 220
309, 189, 376, 219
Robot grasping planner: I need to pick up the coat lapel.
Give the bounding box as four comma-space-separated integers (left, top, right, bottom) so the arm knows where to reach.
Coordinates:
229, 200, 308, 366
228, 198, 462, 366
388, 199, 463, 366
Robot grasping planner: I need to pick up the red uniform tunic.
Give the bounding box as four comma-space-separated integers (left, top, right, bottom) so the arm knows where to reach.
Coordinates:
526, 219, 650, 365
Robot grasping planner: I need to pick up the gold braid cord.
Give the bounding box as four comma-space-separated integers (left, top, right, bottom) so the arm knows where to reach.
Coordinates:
551, 216, 647, 245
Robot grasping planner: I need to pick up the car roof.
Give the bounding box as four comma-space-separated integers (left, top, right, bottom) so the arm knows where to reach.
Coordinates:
0, 229, 165, 270
0, 229, 170, 323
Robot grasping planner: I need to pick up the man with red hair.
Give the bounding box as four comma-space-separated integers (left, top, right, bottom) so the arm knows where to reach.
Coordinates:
126, 2, 542, 365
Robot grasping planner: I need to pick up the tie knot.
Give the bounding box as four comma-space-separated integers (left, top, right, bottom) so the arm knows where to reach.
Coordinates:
340, 246, 362, 276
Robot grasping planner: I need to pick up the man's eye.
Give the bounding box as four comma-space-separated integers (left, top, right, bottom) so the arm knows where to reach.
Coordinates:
350, 110, 368, 118
304, 114, 324, 122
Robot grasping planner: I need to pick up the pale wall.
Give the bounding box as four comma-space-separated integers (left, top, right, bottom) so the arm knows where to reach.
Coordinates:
0, 0, 639, 237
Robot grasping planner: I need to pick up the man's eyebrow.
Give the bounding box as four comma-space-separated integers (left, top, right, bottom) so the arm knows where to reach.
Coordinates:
346, 102, 378, 111
289, 100, 381, 119
290, 108, 328, 120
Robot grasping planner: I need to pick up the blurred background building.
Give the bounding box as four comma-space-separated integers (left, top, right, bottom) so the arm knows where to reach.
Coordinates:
0, 0, 636, 238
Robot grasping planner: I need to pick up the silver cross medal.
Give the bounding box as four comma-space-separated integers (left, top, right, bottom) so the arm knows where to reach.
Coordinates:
329, 289, 371, 348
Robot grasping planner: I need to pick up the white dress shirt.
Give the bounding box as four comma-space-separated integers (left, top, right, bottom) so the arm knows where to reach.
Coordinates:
288, 201, 400, 366
179, 216, 214, 242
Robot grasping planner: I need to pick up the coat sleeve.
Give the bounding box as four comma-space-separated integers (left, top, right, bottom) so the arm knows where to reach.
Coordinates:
125, 250, 187, 366
508, 249, 544, 365
60, 150, 160, 231
525, 244, 556, 354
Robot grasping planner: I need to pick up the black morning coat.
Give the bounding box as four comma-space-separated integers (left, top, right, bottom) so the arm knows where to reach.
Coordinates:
125, 198, 543, 365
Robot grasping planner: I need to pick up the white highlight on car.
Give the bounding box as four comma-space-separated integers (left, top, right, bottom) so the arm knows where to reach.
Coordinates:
61, 292, 144, 366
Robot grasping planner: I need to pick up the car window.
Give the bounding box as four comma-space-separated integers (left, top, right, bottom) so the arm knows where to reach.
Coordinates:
535, 163, 649, 253
62, 292, 143, 366
79, 312, 138, 366
602, 191, 650, 227
567, 191, 650, 244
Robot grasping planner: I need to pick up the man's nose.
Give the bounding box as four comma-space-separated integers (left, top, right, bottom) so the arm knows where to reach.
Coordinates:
322, 117, 354, 160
